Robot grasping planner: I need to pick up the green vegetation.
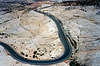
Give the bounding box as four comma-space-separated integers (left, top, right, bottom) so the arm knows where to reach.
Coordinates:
20, 52, 24, 55
37, 48, 40, 50
11, 44, 13, 46
22, 42, 24, 44
40, 53, 44, 56
25, 54, 28, 57
16, 62, 19, 64
69, 59, 86, 66
33, 51, 37, 54
33, 55, 35, 58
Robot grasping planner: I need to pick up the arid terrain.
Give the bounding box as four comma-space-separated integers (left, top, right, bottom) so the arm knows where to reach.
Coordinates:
40, 6, 100, 66
0, 1, 100, 66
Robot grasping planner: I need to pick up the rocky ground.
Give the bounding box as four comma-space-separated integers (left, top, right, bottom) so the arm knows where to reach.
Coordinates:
40, 6, 100, 66
0, 5, 100, 66
0, 7, 65, 66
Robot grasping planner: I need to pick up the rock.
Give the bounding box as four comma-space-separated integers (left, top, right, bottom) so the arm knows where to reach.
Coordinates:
40, 6, 100, 66
0, 4, 100, 66
96, 11, 100, 15
0, 8, 64, 65
92, 51, 100, 66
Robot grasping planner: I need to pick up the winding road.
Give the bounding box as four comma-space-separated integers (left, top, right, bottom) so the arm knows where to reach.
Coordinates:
0, 8, 72, 65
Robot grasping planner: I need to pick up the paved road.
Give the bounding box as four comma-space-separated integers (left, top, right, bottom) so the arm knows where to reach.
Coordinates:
0, 9, 72, 65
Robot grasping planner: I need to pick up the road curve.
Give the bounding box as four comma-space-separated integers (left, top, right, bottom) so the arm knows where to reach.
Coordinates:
0, 9, 72, 65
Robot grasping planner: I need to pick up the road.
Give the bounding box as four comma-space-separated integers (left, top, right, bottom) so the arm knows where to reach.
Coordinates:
0, 8, 72, 65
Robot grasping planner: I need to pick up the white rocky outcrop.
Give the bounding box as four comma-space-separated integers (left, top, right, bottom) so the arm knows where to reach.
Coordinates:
0, 10, 64, 65
40, 6, 100, 66
0, 5, 100, 66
